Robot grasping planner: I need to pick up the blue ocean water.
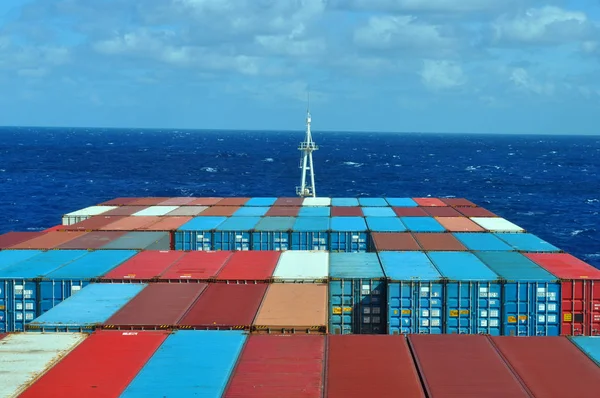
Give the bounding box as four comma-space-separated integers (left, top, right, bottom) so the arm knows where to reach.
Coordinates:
1, 127, 598, 268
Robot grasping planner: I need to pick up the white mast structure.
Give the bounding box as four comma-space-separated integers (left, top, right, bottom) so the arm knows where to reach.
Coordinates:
296, 93, 318, 198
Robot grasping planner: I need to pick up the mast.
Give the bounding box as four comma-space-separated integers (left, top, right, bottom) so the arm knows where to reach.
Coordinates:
296, 92, 318, 198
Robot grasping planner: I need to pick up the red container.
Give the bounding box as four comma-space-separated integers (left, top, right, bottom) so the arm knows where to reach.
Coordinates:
19, 330, 168, 398
56, 231, 128, 249
326, 335, 425, 398
98, 197, 139, 206
370, 232, 421, 251
128, 197, 170, 206
102, 206, 150, 216
265, 207, 300, 216
177, 284, 267, 329
159, 251, 233, 281
274, 197, 303, 206
409, 334, 529, 397
60, 216, 127, 231
526, 253, 600, 336
102, 251, 186, 282
157, 197, 196, 206
216, 197, 249, 206
216, 251, 280, 283
103, 283, 207, 329
198, 206, 239, 216
413, 233, 467, 251
0, 231, 46, 249
44, 225, 64, 232
99, 216, 162, 231
441, 198, 477, 207
457, 207, 498, 217
490, 336, 600, 397
188, 197, 223, 206
413, 198, 447, 207
331, 206, 364, 217
8, 231, 88, 249
140, 216, 192, 231
423, 207, 463, 217
224, 335, 325, 398
393, 207, 429, 217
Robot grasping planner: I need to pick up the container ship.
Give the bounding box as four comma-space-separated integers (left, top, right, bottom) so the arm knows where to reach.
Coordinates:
1, 113, 599, 396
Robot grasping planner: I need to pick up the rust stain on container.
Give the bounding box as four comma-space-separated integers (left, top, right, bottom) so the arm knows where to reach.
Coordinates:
371, 232, 421, 251
457, 207, 498, 217
423, 207, 463, 217
198, 206, 240, 216
216, 198, 249, 206
413, 233, 467, 251
265, 206, 300, 216
140, 216, 193, 231
331, 207, 363, 217
274, 197, 304, 206
99, 216, 162, 231
436, 217, 486, 232
8, 231, 89, 249
393, 207, 429, 217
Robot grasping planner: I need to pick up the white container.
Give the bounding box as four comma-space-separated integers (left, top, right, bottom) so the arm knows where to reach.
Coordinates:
470, 217, 525, 233
0, 333, 86, 397
131, 206, 180, 216
302, 197, 331, 207
62, 206, 118, 225
272, 251, 329, 282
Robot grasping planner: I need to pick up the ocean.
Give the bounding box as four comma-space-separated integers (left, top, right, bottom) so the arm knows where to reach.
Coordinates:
1, 126, 598, 268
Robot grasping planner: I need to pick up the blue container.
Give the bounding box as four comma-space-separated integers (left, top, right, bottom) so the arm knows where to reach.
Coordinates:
291, 217, 330, 250
400, 217, 445, 232
252, 217, 295, 251
39, 250, 138, 315
329, 253, 386, 334
427, 251, 502, 335
298, 207, 330, 217
214, 216, 261, 251
331, 198, 359, 207
101, 231, 170, 250
174, 216, 227, 250
362, 207, 396, 217
358, 198, 388, 207
365, 217, 406, 233
452, 233, 513, 251
245, 197, 277, 206
385, 198, 418, 207
474, 251, 560, 336
379, 251, 444, 335
569, 336, 600, 366
330, 217, 367, 252
26, 283, 146, 332
232, 206, 270, 217
0, 250, 43, 270
120, 330, 247, 397
494, 233, 560, 252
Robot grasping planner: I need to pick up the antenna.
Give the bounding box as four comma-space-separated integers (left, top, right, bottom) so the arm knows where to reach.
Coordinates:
296, 88, 318, 198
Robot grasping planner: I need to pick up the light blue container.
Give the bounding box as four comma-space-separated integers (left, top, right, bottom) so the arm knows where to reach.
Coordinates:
330, 217, 368, 252
101, 231, 171, 250
291, 217, 330, 250
26, 283, 146, 332
569, 336, 600, 366
400, 217, 445, 232
494, 233, 560, 252
474, 251, 560, 336
362, 207, 396, 217
452, 233, 513, 251
252, 217, 295, 251
385, 198, 418, 207
331, 198, 359, 207
358, 198, 388, 207
0, 250, 43, 270
365, 217, 406, 233
329, 253, 386, 335
175, 216, 227, 250
232, 207, 270, 217
427, 251, 502, 335
214, 217, 261, 251
379, 251, 444, 335
298, 207, 330, 217
245, 197, 277, 206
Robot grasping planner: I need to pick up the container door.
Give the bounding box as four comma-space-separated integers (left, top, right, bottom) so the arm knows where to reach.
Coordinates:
445, 282, 472, 334
474, 282, 501, 336
11, 280, 37, 332
415, 282, 443, 334
354, 279, 385, 334
532, 283, 560, 336
502, 282, 530, 336
330, 232, 345, 252
588, 281, 600, 336
329, 280, 353, 334
387, 282, 414, 334
561, 281, 585, 336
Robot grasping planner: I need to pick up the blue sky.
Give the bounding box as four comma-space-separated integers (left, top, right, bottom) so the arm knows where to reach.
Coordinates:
1, 0, 600, 134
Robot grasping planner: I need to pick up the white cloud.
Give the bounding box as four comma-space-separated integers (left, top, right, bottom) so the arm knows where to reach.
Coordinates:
330, 0, 523, 13
420, 60, 466, 90
509, 68, 554, 95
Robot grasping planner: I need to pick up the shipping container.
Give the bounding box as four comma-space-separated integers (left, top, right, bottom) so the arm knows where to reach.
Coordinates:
385, 197, 418, 207
490, 336, 600, 397
393, 207, 429, 217
272, 251, 328, 283
62, 205, 118, 225
225, 335, 325, 398
121, 330, 246, 398
59, 215, 127, 231
8, 231, 88, 249
428, 251, 502, 335
18, 330, 169, 398
526, 253, 600, 336
98, 197, 139, 206
423, 206, 463, 217
128, 197, 170, 206
0, 249, 43, 269
358, 197, 388, 207
198, 205, 240, 216
331, 198, 359, 206
251, 217, 293, 251
165, 205, 208, 216
0, 232, 46, 249
56, 230, 128, 249
139, 216, 192, 232
274, 197, 304, 206
409, 334, 530, 397
365, 217, 406, 233
441, 198, 477, 207
302, 197, 331, 206
475, 251, 561, 336
413, 198, 447, 207
101, 251, 186, 282
326, 335, 425, 398
188, 197, 223, 206
569, 336, 600, 366
400, 216, 446, 232
217, 197, 249, 206
291, 217, 330, 251
379, 251, 444, 334
494, 232, 560, 252
232, 206, 270, 217
174, 216, 227, 250
214, 216, 261, 251
457, 206, 498, 217
329, 252, 386, 334
253, 283, 328, 333
370, 232, 421, 251
330, 217, 368, 252
298, 206, 330, 217
99, 216, 163, 231
471, 217, 525, 232
131, 206, 181, 217
216, 251, 280, 283
102, 205, 150, 216
157, 197, 197, 206
0, 333, 86, 397
177, 284, 267, 329
159, 251, 232, 281
330, 206, 364, 216
436, 217, 485, 232
453, 232, 514, 251
264, 206, 298, 217
361, 207, 396, 217
103, 283, 207, 329
245, 197, 277, 206
26, 283, 146, 332
100, 231, 171, 250
413, 232, 467, 251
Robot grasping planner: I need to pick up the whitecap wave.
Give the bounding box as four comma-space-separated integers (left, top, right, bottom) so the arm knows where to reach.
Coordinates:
201, 167, 217, 173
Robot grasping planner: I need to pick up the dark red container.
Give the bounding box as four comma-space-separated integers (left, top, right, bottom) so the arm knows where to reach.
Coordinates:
224, 335, 325, 398
103, 283, 207, 329
216, 251, 280, 283
102, 251, 186, 282
457, 207, 498, 217
60, 216, 127, 231
159, 251, 232, 281
274, 197, 303, 206
526, 253, 600, 336
265, 206, 300, 216
177, 284, 267, 329
442, 198, 477, 207
102, 206, 150, 216
127, 197, 170, 206
409, 334, 529, 397
188, 197, 223, 206
8, 231, 88, 249
491, 336, 600, 397
393, 207, 429, 217
56, 231, 128, 249
370, 232, 421, 251
19, 330, 168, 398
216, 197, 249, 206
0, 231, 46, 249
98, 197, 139, 206
326, 335, 425, 398
331, 206, 364, 217
413, 233, 467, 251
423, 207, 463, 217
198, 206, 239, 216
413, 198, 447, 207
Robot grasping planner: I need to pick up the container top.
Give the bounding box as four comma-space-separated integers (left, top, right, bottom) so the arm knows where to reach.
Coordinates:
245, 197, 277, 206
427, 251, 500, 281
100, 231, 169, 250
423, 207, 463, 217
525, 253, 600, 280
157, 197, 197, 206
265, 206, 300, 217
474, 251, 557, 282
99, 216, 162, 231
142, 216, 193, 231
198, 205, 240, 216
0, 249, 43, 270
177, 216, 227, 231
254, 283, 327, 327
330, 206, 363, 217
298, 206, 330, 217
216, 251, 280, 281
371, 232, 421, 251
329, 252, 384, 279
272, 251, 329, 281
436, 217, 485, 232
254, 217, 296, 231
0, 250, 89, 279
413, 233, 467, 251
331, 198, 359, 206
400, 217, 446, 232
457, 207, 498, 217
131, 206, 180, 216
393, 207, 429, 217
64, 205, 117, 217
494, 232, 560, 252
188, 197, 223, 206
413, 198, 447, 207
378, 251, 442, 281
303, 197, 331, 206
102, 251, 186, 281
102, 205, 150, 216
330, 217, 367, 232
385, 198, 417, 207
453, 232, 514, 251
362, 207, 396, 217
274, 197, 304, 206
8, 231, 88, 249
358, 198, 388, 207
165, 205, 208, 216
44, 250, 138, 280
570, 336, 600, 366
471, 217, 524, 232
233, 206, 270, 217
98, 197, 139, 206
292, 217, 330, 231
160, 251, 232, 280
60, 215, 127, 231
216, 197, 249, 206
28, 283, 147, 326
365, 217, 407, 232
216, 216, 261, 231
0, 232, 46, 249
56, 231, 128, 250
128, 197, 170, 206
441, 198, 477, 207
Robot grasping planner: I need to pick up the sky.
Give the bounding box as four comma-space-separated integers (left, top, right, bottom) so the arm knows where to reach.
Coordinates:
1, 0, 600, 134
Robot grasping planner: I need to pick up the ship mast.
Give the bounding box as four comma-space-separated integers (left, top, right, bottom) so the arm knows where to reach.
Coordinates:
296, 92, 318, 198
